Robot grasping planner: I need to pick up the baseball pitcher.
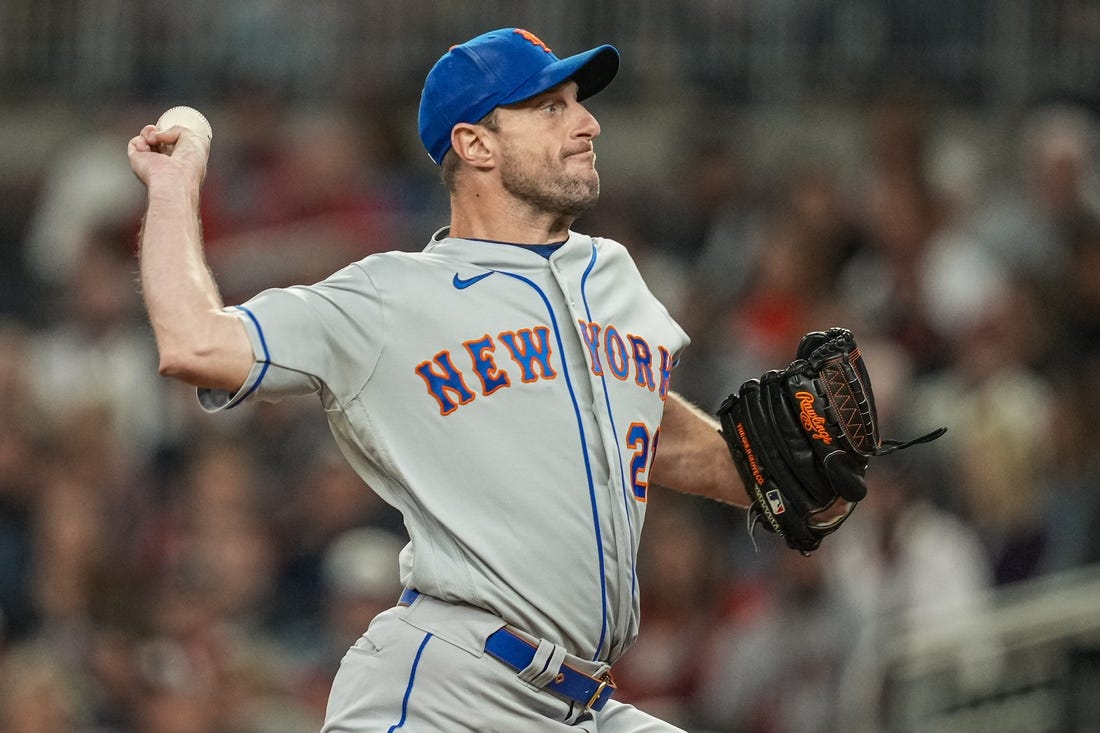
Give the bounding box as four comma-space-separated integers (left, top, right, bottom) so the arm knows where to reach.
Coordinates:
128, 27, 942, 732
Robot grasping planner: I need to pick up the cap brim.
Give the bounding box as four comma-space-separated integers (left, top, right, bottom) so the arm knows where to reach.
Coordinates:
499, 44, 620, 106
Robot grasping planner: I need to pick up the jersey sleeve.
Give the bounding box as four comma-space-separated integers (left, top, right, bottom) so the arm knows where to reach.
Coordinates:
198, 261, 384, 412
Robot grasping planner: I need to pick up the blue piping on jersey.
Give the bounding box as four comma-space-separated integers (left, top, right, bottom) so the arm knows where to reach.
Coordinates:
230, 305, 271, 408
578, 244, 641, 612
497, 269, 610, 663
387, 632, 433, 732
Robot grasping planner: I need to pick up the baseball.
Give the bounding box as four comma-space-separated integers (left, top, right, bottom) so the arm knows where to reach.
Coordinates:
155, 105, 213, 153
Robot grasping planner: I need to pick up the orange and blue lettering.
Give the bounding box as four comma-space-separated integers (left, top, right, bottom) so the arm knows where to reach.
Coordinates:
628, 334, 655, 390
657, 346, 674, 399
604, 326, 629, 380
578, 320, 603, 376
499, 327, 558, 382
626, 422, 654, 501
415, 350, 475, 415
464, 335, 511, 396
514, 29, 553, 53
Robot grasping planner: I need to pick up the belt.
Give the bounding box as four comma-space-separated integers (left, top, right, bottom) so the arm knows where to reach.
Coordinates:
397, 589, 616, 712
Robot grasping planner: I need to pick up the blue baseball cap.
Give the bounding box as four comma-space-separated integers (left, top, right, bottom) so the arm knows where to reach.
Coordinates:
418, 28, 620, 165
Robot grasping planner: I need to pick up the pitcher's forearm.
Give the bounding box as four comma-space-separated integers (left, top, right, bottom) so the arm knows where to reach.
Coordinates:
651, 392, 750, 507
139, 176, 250, 390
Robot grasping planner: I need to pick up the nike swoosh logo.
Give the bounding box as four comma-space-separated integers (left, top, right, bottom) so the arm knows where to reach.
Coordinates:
452, 272, 493, 289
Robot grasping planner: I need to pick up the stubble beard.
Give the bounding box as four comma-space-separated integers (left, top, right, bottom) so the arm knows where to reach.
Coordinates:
498, 143, 601, 219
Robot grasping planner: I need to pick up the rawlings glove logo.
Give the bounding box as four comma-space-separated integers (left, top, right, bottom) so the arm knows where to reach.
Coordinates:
719, 327, 947, 555
795, 390, 832, 445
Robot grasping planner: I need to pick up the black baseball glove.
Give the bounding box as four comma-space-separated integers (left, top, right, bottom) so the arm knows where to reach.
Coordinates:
716, 327, 946, 554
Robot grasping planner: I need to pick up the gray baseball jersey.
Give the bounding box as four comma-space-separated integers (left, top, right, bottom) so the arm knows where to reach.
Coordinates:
200, 227, 688, 666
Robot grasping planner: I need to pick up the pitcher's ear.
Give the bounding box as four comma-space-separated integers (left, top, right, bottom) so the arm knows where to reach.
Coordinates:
451, 123, 496, 170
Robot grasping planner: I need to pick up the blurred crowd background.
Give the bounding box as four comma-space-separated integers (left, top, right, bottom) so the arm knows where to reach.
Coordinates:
3, 1, 1100, 731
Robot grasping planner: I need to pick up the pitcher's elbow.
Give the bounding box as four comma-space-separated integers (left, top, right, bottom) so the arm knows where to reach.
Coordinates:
155, 336, 208, 383
156, 347, 192, 380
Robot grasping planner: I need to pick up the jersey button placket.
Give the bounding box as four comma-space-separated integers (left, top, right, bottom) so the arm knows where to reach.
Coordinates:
550, 257, 628, 654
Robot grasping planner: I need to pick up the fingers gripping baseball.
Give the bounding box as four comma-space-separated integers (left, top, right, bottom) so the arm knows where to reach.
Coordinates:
155, 106, 213, 153
128, 106, 213, 187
